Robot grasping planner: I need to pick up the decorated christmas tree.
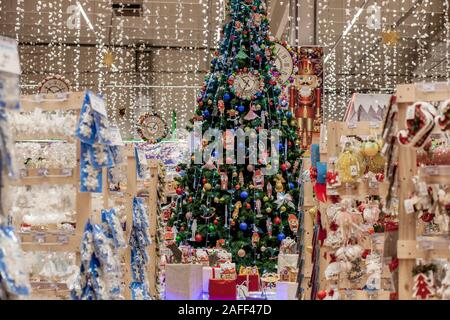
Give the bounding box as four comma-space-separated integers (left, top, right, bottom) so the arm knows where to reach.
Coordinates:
170, 0, 303, 272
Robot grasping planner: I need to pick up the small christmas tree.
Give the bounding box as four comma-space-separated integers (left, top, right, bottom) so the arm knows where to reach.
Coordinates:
412, 272, 434, 300
170, 0, 303, 272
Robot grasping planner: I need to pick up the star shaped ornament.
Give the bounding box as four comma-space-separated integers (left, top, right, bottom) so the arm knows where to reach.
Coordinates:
381, 30, 400, 46
103, 50, 116, 68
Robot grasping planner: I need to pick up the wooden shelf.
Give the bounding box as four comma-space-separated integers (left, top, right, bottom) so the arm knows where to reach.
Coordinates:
398, 239, 450, 260
20, 92, 84, 112
418, 165, 450, 184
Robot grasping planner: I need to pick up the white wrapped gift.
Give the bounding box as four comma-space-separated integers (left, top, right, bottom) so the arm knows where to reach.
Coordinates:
276, 281, 298, 300
165, 264, 203, 300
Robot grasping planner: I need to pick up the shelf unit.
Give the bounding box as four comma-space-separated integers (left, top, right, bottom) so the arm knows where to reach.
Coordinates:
319, 121, 393, 300
395, 83, 450, 300
10, 92, 91, 255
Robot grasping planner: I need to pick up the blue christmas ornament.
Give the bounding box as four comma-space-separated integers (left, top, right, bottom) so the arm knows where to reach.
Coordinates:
223, 93, 231, 101
288, 182, 295, 190
277, 233, 286, 241
179, 170, 186, 177
203, 110, 210, 117
256, 91, 263, 97
239, 222, 248, 231
286, 111, 292, 119
278, 142, 283, 151
237, 105, 245, 113
240, 191, 248, 199
212, 150, 218, 157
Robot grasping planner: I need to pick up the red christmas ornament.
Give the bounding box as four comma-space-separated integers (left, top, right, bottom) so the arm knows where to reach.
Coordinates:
245, 203, 251, 209
375, 173, 385, 182
213, 219, 219, 225
273, 216, 282, 225
176, 166, 181, 172
317, 290, 327, 300
281, 163, 287, 171
235, 184, 241, 190
202, 177, 207, 184
180, 226, 185, 232
188, 197, 193, 203
421, 212, 435, 222
176, 187, 184, 195
231, 220, 236, 227
195, 233, 203, 242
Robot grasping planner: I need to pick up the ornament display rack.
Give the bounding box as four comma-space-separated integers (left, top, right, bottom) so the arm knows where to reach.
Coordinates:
12, 92, 89, 253
395, 83, 450, 300
93, 145, 162, 299
320, 121, 393, 300
7, 92, 91, 298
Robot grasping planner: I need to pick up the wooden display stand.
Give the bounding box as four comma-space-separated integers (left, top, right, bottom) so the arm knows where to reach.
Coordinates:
6, 92, 91, 298
395, 83, 450, 300
13, 92, 90, 254
317, 121, 393, 300
100, 146, 161, 299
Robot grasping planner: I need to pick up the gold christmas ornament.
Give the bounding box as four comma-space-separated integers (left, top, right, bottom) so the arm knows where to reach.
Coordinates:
336, 147, 363, 184
367, 152, 386, 174
361, 141, 380, 157
204, 183, 212, 191
238, 249, 246, 257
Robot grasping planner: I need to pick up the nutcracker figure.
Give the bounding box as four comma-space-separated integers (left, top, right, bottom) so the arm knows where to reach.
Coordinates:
289, 48, 323, 148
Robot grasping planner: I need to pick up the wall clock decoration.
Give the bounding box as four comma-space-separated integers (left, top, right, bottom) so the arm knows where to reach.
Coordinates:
272, 42, 295, 85
37, 75, 71, 94
233, 71, 264, 100
136, 111, 168, 143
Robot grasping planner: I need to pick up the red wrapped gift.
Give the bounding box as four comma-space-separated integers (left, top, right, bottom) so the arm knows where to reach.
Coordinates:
208, 279, 236, 300
237, 274, 260, 292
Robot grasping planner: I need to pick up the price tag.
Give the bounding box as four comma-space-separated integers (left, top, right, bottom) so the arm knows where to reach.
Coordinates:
108, 126, 124, 146
88, 92, 107, 117
350, 165, 358, 176
420, 240, 434, 250
0, 36, 21, 75
404, 199, 415, 214
368, 178, 379, 189
33, 232, 46, 244
421, 83, 435, 92
57, 234, 69, 244
61, 168, 73, 176
418, 182, 428, 196
424, 166, 438, 176
327, 188, 339, 196
406, 106, 415, 120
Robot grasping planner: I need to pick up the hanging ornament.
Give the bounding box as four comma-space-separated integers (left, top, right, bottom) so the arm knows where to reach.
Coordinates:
239, 222, 248, 231
277, 233, 286, 241
240, 191, 249, 200
413, 272, 435, 300
232, 201, 242, 219
255, 199, 262, 218
252, 232, 260, 246
204, 183, 212, 191
267, 182, 273, 198
273, 216, 282, 225
103, 50, 115, 69
239, 171, 245, 186
238, 249, 246, 258
195, 233, 203, 242
288, 214, 299, 233
220, 171, 229, 190
244, 103, 260, 121
218, 100, 225, 114
266, 218, 273, 237
253, 169, 264, 189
